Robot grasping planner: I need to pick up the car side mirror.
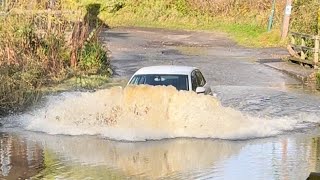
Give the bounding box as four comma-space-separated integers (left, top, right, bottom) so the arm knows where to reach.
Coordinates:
196, 87, 206, 94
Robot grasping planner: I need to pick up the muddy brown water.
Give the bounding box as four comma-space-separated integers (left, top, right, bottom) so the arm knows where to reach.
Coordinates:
1, 27, 320, 179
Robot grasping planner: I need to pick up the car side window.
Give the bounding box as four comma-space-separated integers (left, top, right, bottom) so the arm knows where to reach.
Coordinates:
130, 76, 139, 85
191, 71, 198, 91
130, 75, 146, 85
195, 70, 206, 87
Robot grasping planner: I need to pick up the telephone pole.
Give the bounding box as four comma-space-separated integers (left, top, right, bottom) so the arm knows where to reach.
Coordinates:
281, 0, 293, 40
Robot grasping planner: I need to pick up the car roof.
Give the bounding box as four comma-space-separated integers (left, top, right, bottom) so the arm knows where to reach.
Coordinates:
134, 66, 198, 75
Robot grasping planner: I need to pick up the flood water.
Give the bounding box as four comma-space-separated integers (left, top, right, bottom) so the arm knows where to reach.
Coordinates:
2, 128, 320, 179
1, 85, 320, 180
1, 27, 320, 179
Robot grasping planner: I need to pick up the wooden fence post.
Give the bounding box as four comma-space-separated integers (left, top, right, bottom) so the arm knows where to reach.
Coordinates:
290, 33, 295, 45
314, 36, 319, 69
281, 0, 293, 40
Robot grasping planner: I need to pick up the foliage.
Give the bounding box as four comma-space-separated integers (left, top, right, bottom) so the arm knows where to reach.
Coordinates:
0, 15, 68, 115
186, 0, 286, 27
0, 74, 41, 115
92, 0, 289, 47
79, 42, 109, 75
290, 0, 318, 34
108, 0, 126, 13
0, 1, 110, 116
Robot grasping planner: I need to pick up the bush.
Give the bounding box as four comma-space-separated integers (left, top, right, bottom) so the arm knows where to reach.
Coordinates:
290, 0, 318, 34
109, 0, 126, 13
79, 42, 109, 75
0, 74, 41, 115
0, 2, 111, 116
0, 15, 67, 115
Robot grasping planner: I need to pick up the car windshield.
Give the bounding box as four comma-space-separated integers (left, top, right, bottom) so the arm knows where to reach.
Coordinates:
129, 74, 189, 91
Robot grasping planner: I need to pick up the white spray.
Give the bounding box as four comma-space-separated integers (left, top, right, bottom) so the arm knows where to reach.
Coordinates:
15, 85, 319, 141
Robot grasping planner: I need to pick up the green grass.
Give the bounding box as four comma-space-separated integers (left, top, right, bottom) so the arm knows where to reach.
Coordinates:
70, 0, 285, 47
103, 13, 284, 47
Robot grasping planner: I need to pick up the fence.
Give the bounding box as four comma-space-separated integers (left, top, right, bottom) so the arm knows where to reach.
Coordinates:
288, 31, 319, 69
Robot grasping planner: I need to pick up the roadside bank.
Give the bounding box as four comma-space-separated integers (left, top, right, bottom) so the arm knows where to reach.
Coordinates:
0, 3, 111, 116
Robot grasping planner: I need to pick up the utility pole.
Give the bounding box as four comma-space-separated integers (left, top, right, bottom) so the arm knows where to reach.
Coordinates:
281, 0, 293, 40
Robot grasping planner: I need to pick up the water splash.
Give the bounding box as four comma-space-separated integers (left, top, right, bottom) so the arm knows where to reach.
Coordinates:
11, 86, 320, 141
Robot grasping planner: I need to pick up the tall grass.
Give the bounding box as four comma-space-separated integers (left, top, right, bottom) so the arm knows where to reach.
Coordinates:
77, 0, 287, 47
0, 1, 110, 116
75, 0, 318, 47
0, 14, 67, 115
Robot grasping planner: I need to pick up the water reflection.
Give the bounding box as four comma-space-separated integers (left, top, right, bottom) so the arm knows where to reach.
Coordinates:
311, 137, 320, 172
31, 133, 244, 179
1, 131, 320, 179
0, 133, 44, 179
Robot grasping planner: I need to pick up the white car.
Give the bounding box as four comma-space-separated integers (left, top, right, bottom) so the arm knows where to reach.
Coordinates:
128, 66, 212, 95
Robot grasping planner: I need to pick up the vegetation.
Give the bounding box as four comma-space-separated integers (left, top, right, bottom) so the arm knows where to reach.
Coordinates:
70, 0, 318, 48
69, 0, 286, 47
291, 0, 318, 34
0, 1, 110, 116
79, 42, 109, 74
289, 0, 319, 88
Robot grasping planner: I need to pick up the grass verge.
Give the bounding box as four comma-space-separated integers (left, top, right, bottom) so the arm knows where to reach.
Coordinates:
102, 12, 284, 47
74, 0, 286, 47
